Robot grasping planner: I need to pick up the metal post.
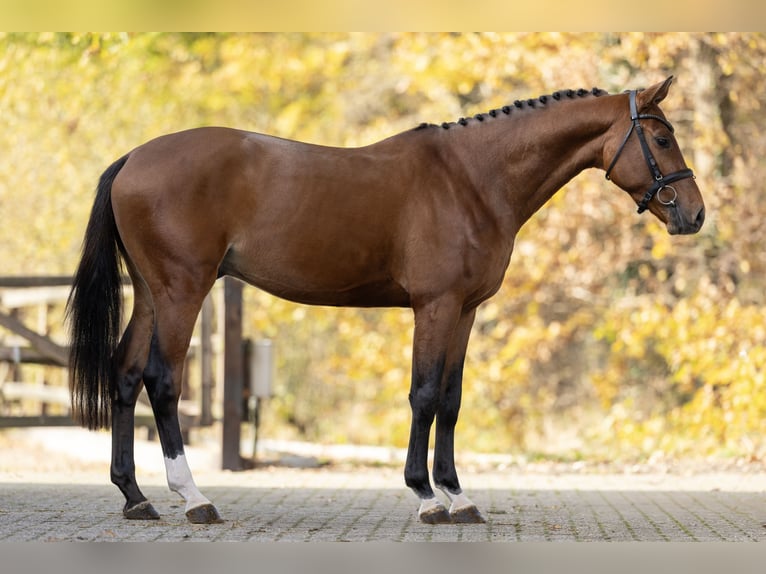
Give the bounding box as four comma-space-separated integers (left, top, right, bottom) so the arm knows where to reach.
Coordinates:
221, 277, 244, 471
247, 339, 275, 461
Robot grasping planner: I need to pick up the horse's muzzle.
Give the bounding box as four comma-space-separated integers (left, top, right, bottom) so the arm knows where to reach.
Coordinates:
669, 205, 705, 235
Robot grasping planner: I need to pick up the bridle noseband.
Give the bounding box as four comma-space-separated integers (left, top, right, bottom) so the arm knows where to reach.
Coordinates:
604, 90, 695, 214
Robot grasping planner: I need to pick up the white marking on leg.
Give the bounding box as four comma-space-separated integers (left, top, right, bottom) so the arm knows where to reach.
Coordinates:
164, 454, 211, 512
438, 487, 476, 513
418, 496, 443, 515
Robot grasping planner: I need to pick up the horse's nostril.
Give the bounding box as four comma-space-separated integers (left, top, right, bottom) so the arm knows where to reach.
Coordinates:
695, 206, 706, 228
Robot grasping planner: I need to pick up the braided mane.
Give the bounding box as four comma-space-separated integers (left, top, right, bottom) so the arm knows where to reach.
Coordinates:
414, 87, 609, 131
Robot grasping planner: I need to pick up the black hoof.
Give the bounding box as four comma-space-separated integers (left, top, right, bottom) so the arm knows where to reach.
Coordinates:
450, 504, 486, 524
186, 503, 224, 524
419, 504, 453, 524
123, 500, 160, 520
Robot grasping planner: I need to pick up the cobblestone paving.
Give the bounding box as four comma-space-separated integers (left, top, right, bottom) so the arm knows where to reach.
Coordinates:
2, 466, 765, 542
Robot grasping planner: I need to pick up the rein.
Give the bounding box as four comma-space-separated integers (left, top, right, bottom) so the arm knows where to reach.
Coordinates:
604, 90, 695, 214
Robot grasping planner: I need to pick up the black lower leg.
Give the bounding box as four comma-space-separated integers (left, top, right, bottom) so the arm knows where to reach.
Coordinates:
433, 363, 463, 494
110, 366, 158, 519
431, 350, 486, 524
404, 359, 445, 499
142, 331, 185, 459
433, 431, 460, 494
404, 416, 436, 499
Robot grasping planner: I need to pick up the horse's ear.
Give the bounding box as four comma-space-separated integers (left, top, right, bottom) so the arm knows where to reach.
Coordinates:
637, 76, 674, 111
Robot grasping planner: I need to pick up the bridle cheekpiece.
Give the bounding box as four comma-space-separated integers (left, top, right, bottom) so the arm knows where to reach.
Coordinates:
604, 90, 695, 214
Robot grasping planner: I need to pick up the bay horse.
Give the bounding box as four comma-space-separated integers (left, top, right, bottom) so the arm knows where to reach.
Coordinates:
68, 76, 704, 525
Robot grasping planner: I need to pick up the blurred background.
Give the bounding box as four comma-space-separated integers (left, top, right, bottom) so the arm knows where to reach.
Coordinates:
1, 32, 764, 465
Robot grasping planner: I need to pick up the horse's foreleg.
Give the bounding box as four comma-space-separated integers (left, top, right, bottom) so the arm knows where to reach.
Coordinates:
433, 308, 485, 523
405, 297, 463, 524
143, 320, 223, 525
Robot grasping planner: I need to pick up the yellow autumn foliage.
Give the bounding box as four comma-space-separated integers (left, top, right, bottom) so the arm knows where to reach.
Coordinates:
2, 33, 766, 461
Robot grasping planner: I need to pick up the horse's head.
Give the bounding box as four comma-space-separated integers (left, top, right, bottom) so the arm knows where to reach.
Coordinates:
603, 76, 705, 235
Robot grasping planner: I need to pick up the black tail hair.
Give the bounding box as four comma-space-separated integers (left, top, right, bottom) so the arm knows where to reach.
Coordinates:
66, 154, 129, 429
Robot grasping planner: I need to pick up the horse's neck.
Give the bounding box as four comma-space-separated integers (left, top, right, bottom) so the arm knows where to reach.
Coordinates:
450, 96, 617, 231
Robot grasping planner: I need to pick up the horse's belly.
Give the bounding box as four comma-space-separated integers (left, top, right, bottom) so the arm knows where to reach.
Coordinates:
240, 273, 410, 308
219, 250, 411, 308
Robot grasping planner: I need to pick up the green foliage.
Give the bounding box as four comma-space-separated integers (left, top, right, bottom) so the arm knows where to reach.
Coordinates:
2, 33, 766, 460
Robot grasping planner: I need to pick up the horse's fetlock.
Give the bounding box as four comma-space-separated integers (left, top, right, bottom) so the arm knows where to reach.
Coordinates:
404, 469, 429, 491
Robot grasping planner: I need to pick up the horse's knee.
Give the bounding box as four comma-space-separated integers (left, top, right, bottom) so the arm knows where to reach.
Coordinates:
437, 403, 460, 428
408, 386, 440, 421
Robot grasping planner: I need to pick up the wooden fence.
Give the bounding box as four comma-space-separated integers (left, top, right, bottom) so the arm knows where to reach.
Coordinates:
0, 276, 252, 470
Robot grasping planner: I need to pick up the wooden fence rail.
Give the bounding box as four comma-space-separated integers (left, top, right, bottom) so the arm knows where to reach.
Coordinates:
0, 276, 76, 288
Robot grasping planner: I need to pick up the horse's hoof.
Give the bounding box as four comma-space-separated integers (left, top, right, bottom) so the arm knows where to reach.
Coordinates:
420, 506, 453, 524
185, 503, 224, 524
450, 504, 487, 524
123, 500, 160, 520
418, 498, 452, 524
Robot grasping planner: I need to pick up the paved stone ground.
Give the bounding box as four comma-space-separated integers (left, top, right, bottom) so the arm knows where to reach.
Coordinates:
1, 428, 766, 542
2, 469, 766, 542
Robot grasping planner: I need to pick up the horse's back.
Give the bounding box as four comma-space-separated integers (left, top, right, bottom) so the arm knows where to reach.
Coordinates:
110, 127, 428, 307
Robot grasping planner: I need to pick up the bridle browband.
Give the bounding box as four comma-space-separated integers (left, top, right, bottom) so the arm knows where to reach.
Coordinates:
604, 90, 695, 214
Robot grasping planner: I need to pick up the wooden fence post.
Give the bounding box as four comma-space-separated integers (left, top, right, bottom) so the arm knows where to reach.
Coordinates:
221, 277, 244, 470
200, 293, 215, 427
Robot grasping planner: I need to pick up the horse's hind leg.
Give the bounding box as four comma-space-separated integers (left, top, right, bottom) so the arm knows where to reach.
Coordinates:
432, 308, 486, 524
143, 288, 223, 524
111, 276, 159, 519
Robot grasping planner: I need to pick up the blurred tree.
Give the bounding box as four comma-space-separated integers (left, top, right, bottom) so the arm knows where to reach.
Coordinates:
1, 33, 764, 460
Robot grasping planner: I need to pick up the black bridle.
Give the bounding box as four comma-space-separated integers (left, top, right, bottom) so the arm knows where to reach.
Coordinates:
604, 90, 695, 214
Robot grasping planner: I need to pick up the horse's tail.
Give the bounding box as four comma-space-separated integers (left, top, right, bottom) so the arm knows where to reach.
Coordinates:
66, 154, 130, 430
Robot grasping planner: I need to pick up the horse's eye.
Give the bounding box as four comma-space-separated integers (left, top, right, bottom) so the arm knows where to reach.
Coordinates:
655, 136, 670, 148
